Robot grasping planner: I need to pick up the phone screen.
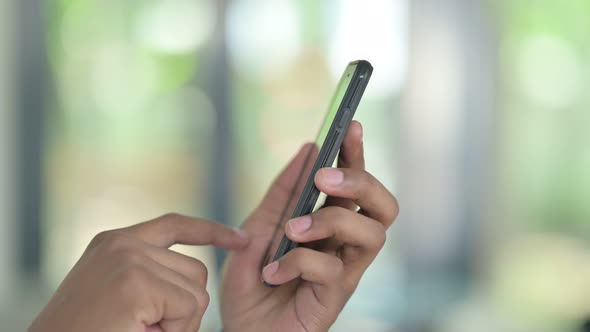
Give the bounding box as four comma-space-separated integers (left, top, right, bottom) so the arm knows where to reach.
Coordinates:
261, 63, 358, 268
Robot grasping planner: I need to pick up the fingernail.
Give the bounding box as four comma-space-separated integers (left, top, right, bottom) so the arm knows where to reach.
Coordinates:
359, 124, 364, 143
322, 168, 344, 186
288, 216, 312, 234
263, 261, 279, 279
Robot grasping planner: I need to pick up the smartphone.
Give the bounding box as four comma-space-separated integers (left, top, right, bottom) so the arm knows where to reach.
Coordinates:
262, 60, 373, 286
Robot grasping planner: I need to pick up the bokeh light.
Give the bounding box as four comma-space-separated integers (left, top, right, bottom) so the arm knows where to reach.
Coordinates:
134, 0, 215, 54
226, 0, 302, 80
492, 234, 590, 331
89, 42, 160, 114
326, 0, 409, 99
516, 35, 584, 110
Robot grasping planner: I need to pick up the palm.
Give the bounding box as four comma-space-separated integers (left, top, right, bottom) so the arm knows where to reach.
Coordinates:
221, 146, 342, 332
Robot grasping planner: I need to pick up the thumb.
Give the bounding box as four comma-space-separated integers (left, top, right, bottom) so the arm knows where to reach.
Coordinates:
248, 143, 317, 226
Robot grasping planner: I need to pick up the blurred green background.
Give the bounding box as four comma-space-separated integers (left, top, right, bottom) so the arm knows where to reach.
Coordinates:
1, 0, 589, 331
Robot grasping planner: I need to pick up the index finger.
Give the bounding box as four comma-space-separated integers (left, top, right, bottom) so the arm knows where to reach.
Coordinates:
122, 213, 250, 249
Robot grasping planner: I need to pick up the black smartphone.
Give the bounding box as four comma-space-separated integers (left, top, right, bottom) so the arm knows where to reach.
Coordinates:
262, 60, 373, 286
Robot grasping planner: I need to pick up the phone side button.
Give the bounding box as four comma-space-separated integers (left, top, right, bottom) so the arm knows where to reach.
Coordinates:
338, 107, 351, 128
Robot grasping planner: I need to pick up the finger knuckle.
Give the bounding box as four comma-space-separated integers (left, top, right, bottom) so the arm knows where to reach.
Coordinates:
383, 196, 400, 226
89, 230, 114, 248
95, 231, 129, 253
115, 268, 151, 318
315, 207, 345, 228
373, 227, 387, 251
324, 206, 348, 218
158, 212, 181, 221
188, 259, 208, 285
351, 170, 374, 196
321, 206, 359, 235
197, 289, 210, 311
185, 293, 200, 315
290, 247, 311, 262
361, 170, 377, 187
391, 196, 401, 219
287, 247, 313, 268
317, 256, 344, 284
119, 248, 146, 265
189, 288, 209, 318
117, 264, 148, 293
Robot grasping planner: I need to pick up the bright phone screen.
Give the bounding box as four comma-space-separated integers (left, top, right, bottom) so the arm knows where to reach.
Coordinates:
261, 63, 358, 268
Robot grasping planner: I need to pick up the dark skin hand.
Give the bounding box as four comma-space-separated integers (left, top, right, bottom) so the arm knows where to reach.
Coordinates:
28, 214, 249, 332
221, 121, 399, 332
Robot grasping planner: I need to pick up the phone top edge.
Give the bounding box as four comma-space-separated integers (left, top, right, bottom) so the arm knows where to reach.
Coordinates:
349, 60, 373, 71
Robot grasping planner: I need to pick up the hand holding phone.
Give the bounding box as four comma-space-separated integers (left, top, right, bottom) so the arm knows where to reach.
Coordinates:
221, 60, 399, 332
262, 60, 374, 276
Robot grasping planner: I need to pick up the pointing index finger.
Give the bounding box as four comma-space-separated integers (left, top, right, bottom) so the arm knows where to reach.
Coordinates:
122, 213, 250, 249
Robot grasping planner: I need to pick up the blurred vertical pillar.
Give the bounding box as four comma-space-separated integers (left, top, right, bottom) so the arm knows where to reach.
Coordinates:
397, 0, 496, 330
0, 0, 18, 298
15, 0, 49, 277
203, 0, 233, 269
